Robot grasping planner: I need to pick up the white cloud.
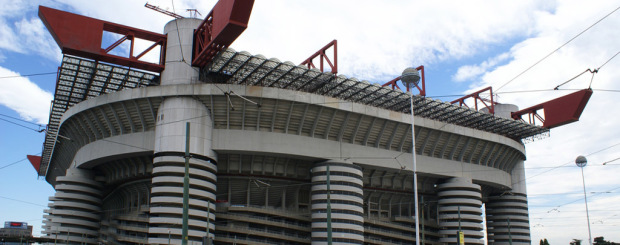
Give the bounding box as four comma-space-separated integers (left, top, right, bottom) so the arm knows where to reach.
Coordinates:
456, 0, 620, 243
453, 52, 511, 82
15, 18, 61, 61
230, 0, 553, 82
0, 66, 53, 124
0, 0, 61, 62
2, 0, 618, 242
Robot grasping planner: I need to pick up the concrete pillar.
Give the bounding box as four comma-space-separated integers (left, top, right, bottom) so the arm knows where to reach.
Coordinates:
44, 168, 102, 244
486, 160, 531, 244
311, 160, 364, 244
437, 177, 484, 244
148, 18, 217, 245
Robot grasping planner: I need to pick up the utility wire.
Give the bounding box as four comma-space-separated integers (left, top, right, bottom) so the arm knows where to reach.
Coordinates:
496, 5, 620, 92
0, 113, 44, 126
0, 158, 28, 170
0, 118, 44, 132
0, 72, 57, 80
0, 196, 47, 207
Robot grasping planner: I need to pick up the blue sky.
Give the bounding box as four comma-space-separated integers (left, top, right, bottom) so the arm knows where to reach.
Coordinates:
1, 0, 619, 243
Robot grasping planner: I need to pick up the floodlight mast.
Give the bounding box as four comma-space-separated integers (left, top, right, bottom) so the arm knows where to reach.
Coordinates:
401, 67, 422, 245
575, 155, 593, 245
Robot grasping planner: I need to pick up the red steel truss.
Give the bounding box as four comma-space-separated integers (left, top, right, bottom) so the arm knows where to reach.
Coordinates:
39, 6, 167, 73
451, 86, 495, 114
192, 0, 255, 67
300, 40, 338, 74
381, 65, 426, 96
511, 89, 593, 129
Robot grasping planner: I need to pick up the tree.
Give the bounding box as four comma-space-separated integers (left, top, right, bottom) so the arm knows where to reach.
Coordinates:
539, 239, 550, 245
594, 236, 607, 245
571, 239, 582, 245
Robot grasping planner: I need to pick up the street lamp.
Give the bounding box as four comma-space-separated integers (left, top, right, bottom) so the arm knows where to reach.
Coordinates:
401, 67, 421, 245
576, 155, 593, 245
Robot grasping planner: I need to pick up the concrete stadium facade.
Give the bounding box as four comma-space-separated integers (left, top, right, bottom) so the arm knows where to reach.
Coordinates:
39, 18, 541, 244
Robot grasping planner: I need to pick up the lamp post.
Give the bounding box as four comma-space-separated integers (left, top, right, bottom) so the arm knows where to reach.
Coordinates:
576, 155, 592, 245
401, 67, 421, 245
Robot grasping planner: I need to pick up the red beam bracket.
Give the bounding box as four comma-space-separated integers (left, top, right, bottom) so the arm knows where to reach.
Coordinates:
300, 40, 338, 74
192, 0, 255, 67
511, 89, 593, 128
39, 6, 167, 73
382, 65, 426, 96
451, 86, 495, 114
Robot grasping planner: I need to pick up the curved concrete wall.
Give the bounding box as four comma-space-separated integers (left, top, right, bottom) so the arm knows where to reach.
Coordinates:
437, 177, 484, 244
311, 161, 364, 244
486, 193, 530, 244
44, 168, 102, 244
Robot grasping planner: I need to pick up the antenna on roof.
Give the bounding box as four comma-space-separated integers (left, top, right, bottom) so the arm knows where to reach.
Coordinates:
145, 2, 183, 19
187, 9, 201, 18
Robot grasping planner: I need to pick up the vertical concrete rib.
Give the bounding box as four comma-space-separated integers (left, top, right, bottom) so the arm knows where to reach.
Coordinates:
486, 160, 531, 244
486, 193, 531, 244
311, 160, 364, 244
148, 17, 217, 245
437, 177, 484, 244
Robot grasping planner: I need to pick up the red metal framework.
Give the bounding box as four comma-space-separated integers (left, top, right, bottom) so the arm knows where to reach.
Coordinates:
381, 65, 426, 96
451, 86, 496, 114
27, 155, 42, 173
39, 6, 167, 73
192, 0, 255, 67
511, 89, 593, 129
300, 40, 338, 74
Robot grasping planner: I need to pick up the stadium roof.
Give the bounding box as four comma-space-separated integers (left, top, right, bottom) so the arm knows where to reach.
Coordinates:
40, 51, 549, 176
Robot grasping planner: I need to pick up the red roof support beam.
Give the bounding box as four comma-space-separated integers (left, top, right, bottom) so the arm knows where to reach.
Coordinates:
192, 0, 255, 67
451, 86, 495, 114
381, 65, 426, 96
511, 89, 593, 128
27, 155, 42, 173
300, 40, 338, 74
38, 6, 167, 73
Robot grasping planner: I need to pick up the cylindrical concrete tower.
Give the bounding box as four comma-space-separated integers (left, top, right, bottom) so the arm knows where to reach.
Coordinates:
44, 168, 102, 244
437, 177, 484, 244
311, 160, 364, 244
147, 18, 217, 244
486, 160, 531, 244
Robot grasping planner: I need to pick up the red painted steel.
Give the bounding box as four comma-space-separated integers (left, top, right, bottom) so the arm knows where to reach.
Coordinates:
300, 40, 338, 74
451, 86, 495, 114
192, 0, 255, 67
27, 155, 42, 173
381, 65, 426, 96
511, 89, 593, 128
39, 6, 167, 73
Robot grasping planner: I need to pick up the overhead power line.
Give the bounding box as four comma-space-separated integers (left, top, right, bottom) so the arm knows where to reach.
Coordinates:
496, 5, 620, 92
0, 71, 57, 80
0, 113, 44, 127
0, 117, 44, 132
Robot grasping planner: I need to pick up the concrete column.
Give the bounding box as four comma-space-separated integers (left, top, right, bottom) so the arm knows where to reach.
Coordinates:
148, 18, 217, 245
311, 160, 364, 244
486, 160, 531, 244
44, 168, 102, 244
160, 18, 203, 86
437, 177, 484, 244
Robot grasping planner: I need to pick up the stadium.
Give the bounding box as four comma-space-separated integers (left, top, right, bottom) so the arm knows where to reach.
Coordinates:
32, 1, 591, 244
